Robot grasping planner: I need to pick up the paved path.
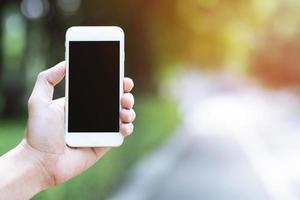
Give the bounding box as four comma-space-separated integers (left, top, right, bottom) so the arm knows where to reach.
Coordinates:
109, 71, 300, 200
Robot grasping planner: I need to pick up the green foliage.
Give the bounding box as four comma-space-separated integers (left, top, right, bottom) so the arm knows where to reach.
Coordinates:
0, 96, 180, 199
0, 117, 25, 154
1, 4, 26, 72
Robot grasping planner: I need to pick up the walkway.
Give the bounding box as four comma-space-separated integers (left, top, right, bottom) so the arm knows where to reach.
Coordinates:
109, 70, 300, 200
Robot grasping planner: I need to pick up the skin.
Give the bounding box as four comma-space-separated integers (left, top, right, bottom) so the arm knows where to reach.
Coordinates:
0, 61, 135, 200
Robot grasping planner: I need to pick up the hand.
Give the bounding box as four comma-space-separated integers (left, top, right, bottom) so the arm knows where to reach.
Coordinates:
23, 61, 135, 188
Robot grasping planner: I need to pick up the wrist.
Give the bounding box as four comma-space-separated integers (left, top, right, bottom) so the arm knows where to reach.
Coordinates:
18, 140, 55, 190
0, 140, 54, 199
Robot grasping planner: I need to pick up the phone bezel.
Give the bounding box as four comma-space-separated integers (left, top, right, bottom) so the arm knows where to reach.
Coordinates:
65, 26, 124, 147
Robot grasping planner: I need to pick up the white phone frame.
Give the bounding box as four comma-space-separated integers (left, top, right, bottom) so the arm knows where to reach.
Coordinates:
65, 26, 124, 147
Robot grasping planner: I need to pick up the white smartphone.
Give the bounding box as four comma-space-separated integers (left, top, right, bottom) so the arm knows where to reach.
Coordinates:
65, 26, 124, 147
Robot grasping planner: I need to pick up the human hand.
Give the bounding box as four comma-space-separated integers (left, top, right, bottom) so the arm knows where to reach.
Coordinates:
23, 61, 135, 188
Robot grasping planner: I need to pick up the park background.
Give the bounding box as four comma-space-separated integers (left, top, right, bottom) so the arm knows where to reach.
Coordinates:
1, 0, 300, 199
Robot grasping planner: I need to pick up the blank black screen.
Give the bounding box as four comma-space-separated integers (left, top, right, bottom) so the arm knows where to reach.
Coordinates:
68, 41, 119, 132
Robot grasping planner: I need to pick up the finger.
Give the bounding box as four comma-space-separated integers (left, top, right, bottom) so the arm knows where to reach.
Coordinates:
121, 93, 134, 109
120, 123, 134, 136
123, 77, 134, 93
120, 109, 136, 123
30, 61, 66, 104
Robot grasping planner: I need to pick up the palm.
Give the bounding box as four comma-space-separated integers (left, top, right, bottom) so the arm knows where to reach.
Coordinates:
26, 97, 108, 184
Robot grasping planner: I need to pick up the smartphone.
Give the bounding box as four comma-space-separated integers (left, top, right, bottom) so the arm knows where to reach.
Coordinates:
65, 26, 124, 147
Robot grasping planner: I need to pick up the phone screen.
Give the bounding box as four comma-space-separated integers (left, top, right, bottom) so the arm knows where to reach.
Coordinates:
68, 41, 120, 132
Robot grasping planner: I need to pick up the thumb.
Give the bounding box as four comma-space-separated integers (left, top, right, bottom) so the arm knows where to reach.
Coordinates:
29, 61, 66, 105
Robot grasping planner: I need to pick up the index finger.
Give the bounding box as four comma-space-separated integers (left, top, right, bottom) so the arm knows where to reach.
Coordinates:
123, 77, 134, 93
30, 61, 66, 104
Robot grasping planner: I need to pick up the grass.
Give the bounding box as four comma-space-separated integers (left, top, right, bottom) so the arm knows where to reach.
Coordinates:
0, 95, 180, 199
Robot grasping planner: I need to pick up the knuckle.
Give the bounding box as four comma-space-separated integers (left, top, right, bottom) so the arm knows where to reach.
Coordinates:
37, 71, 46, 80
129, 93, 135, 103
126, 125, 131, 133
124, 93, 134, 104
125, 112, 131, 122
129, 123, 134, 133
132, 109, 136, 120
121, 109, 131, 122
128, 92, 134, 98
120, 124, 126, 133
129, 79, 134, 89
131, 95, 134, 106
126, 78, 134, 88
27, 96, 36, 109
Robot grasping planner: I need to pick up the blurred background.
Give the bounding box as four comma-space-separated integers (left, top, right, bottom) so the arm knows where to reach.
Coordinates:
1, 0, 300, 199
